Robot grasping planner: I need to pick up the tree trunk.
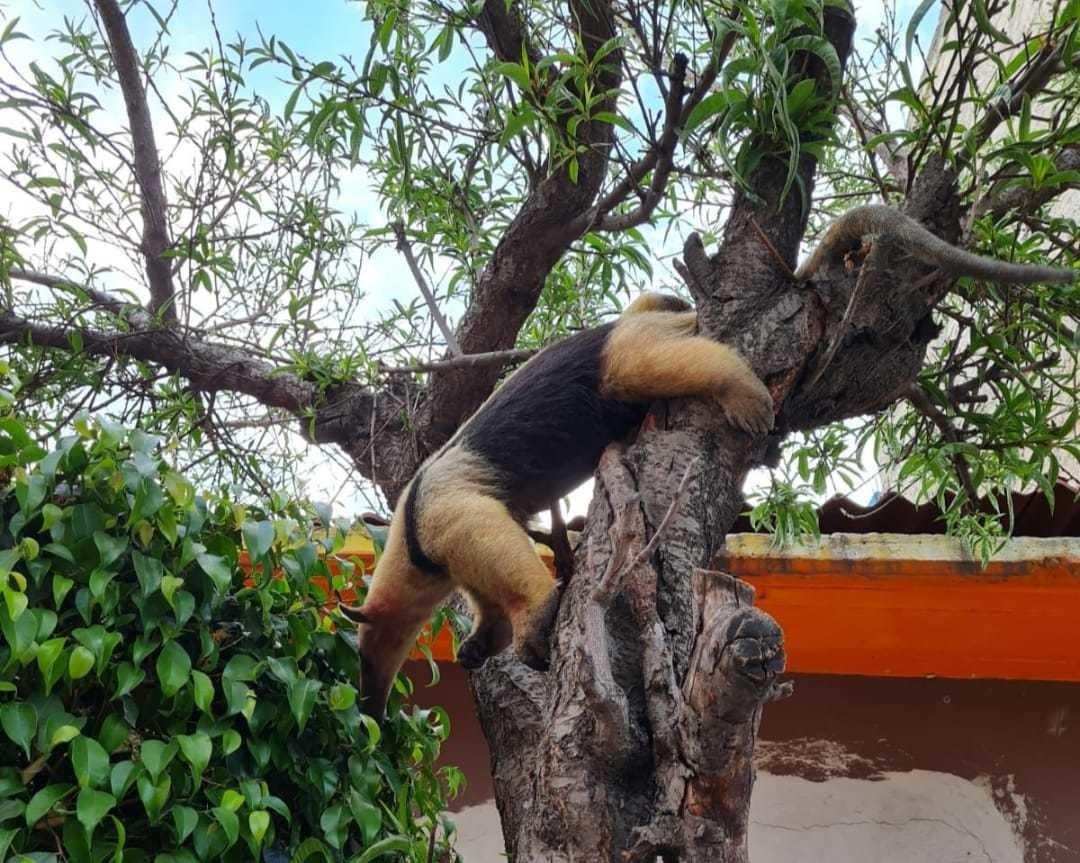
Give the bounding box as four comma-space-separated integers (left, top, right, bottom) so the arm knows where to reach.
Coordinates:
458, 7, 960, 861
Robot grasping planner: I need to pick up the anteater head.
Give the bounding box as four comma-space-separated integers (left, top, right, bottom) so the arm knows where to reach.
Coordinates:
339, 602, 420, 723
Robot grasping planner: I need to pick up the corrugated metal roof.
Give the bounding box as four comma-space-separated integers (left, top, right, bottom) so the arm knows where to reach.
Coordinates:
731, 483, 1080, 538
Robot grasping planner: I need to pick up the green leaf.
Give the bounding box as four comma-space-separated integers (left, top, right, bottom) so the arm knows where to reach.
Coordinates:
0, 768, 21, 798
71, 735, 109, 789
0, 703, 36, 759
69, 646, 95, 680
161, 574, 184, 607
349, 791, 382, 844
319, 804, 350, 849
359, 712, 382, 752
0, 798, 23, 822
493, 60, 531, 90
172, 804, 199, 844
905, 0, 938, 57
220, 788, 245, 813
212, 806, 239, 848
177, 733, 212, 786
52, 574, 74, 608
242, 520, 275, 559
110, 761, 139, 799
192, 670, 214, 714
196, 554, 232, 593
139, 740, 177, 781
98, 714, 129, 754
329, 682, 357, 711
93, 531, 127, 568
49, 725, 80, 748
156, 641, 191, 697
75, 788, 115, 838
287, 678, 322, 731
249, 810, 270, 846
683, 91, 731, 136
136, 771, 170, 823
113, 662, 146, 698
25, 784, 73, 826
221, 729, 241, 755
352, 835, 413, 863
132, 552, 164, 597
36, 637, 65, 685
0, 826, 16, 861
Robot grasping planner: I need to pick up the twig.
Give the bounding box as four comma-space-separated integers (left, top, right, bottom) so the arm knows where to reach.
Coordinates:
592, 455, 701, 606
94, 0, 177, 323
9, 267, 145, 320
380, 347, 536, 375
749, 217, 796, 280
904, 383, 979, 507
426, 821, 437, 863
391, 221, 462, 357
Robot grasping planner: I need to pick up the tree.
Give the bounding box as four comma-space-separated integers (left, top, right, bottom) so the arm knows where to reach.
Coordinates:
1, 0, 1077, 860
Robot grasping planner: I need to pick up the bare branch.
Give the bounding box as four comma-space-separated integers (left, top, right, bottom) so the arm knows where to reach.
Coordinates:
962, 38, 1066, 161
391, 222, 463, 357
381, 347, 536, 375
585, 53, 689, 233
94, 0, 176, 323
8, 268, 138, 318
840, 91, 908, 191
0, 309, 322, 415
972, 145, 1080, 223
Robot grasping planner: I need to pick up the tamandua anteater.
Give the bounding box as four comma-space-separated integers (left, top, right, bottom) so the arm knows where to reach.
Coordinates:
340, 292, 773, 718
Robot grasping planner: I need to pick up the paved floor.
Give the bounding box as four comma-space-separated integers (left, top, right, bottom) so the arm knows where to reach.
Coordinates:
449, 769, 1025, 862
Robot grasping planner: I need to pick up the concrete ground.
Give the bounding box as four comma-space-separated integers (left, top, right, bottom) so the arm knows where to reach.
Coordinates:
448, 768, 1025, 862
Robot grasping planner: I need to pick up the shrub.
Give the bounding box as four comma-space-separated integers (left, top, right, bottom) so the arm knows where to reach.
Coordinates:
0, 413, 461, 861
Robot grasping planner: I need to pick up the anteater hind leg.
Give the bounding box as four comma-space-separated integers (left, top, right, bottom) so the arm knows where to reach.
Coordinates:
457, 595, 513, 670
422, 491, 558, 671
602, 318, 774, 434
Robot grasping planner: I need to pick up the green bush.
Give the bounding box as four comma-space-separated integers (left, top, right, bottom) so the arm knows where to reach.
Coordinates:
0, 412, 462, 861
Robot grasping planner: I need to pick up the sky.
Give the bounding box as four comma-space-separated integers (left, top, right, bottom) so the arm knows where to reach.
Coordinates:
2, 0, 940, 521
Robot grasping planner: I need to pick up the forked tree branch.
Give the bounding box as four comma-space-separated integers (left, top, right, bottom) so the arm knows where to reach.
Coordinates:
94, 0, 176, 323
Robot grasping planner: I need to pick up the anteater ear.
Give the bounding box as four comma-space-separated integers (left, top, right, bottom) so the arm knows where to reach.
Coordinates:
339, 603, 373, 624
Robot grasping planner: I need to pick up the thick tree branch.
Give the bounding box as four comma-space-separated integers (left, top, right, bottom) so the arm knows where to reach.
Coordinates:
474, 0, 541, 66
94, 0, 176, 323
380, 347, 536, 375
422, 0, 623, 444
0, 308, 322, 415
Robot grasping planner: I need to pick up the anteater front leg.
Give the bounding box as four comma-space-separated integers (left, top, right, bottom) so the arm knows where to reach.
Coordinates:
602, 319, 774, 435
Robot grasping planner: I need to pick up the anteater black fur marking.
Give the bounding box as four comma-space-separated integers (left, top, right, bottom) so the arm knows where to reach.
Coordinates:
459, 323, 649, 521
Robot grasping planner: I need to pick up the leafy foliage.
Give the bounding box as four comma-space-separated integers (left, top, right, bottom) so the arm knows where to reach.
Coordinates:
0, 407, 461, 861
0, 0, 1076, 555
